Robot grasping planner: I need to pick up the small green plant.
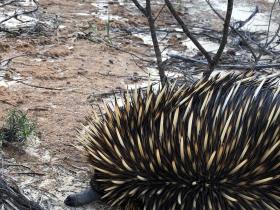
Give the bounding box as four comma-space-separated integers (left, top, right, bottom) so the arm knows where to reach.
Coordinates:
0, 109, 36, 143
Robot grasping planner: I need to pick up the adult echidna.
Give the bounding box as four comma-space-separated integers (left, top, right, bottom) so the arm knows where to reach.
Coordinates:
65, 72, 280, 210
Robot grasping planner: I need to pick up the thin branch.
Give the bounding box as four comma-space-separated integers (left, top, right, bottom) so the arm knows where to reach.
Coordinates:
0, 0, 17, 7
154, 4, 166, 22
265, 0, 277, 46
146, 0, 166, 83
131, 0, 166, 84
233, 6, 259, 30
205, 0, 258, 61
169, 53, 280, 70
130, 0, 147, 16
15, 80, 64, 90
0, 0, 39, 25
165, 0, 212, 64
210, 0, 234, 73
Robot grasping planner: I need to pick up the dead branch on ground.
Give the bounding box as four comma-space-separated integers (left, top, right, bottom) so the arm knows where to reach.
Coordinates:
0, 0, 58, 36
168, 53, 280, 70
0, 176, 45, 210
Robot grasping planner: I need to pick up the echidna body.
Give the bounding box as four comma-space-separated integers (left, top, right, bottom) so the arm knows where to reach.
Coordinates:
66, 72, 280, 210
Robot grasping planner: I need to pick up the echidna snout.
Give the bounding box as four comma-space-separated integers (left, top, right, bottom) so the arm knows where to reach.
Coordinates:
64, 187, 100, 207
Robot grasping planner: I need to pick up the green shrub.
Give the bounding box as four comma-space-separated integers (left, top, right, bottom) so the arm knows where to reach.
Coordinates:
0, 109, 36, 143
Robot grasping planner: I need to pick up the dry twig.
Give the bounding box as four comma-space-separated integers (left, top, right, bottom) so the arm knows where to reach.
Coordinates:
0, 177, 45, 210
165, 0, 234, 76
131, 0, 167, 84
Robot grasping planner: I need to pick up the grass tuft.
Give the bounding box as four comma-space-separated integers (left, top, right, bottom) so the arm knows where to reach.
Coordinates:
0, 109, 36, 144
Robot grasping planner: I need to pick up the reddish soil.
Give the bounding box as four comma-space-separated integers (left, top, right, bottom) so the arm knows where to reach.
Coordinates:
0, 0, 147, 209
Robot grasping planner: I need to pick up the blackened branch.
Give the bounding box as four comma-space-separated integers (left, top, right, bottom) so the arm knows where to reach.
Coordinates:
164, 0, 212, 65
210, 0, 234, 74
205, 0, 258, 62
131, 0, 167, 84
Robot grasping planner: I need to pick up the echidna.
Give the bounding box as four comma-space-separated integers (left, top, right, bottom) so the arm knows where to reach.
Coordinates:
65, 72, 280, 210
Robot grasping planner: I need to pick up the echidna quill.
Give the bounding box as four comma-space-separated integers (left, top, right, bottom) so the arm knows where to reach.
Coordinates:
65, 72, 280, 209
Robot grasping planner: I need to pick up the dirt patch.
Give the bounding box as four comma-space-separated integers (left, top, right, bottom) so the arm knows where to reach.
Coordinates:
0, 0, 147, 209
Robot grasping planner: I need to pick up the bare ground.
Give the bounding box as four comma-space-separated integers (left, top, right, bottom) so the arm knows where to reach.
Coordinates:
0, 0, 148, 209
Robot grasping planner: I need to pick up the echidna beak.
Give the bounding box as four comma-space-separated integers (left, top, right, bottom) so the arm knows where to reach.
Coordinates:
64, 187, 100, 207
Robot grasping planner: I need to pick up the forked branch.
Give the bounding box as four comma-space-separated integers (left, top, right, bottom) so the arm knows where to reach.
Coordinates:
165, 0, 234, 76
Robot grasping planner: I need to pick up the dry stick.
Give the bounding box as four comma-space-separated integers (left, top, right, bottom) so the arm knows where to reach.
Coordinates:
146, 0, 166, 84
131, 0, 166, 84
168, 53, 280, 70
165, 0, 234, 76
12, 172, 45, 176
265, 0, 277, 46
0, 54, 33, 68
266, 25, 280, 47
15, 80, 64, 91
0, 0, 17, 7
0, 0, 39, 25
154, 4, 166, 22
131, 0, 147, 16
209, 0, 234, 74
205, 0, 258, 61
164, 0, 212, 65
257, 0, 280, 62
233, 6, 259, 30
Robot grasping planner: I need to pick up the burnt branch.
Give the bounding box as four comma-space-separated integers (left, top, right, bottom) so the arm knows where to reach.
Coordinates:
0, 177, 45, 210
164, 0, 212, 64
146, 0, 166, 83
205, 0, 258, 61
128, 0, 279, 81
131, 0, 167, 84
210, 0, 234, 74
233, 6, 259, 30
168, 53, 280, 70
265, 0, 277, 46
165, 0, 234, 75
0, 0, 17, 7
130, 0, 147, 16
0, 0, 39, 25
257, 0, 280, 62
154, 4, 166, 22
0, 0, 55, 36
